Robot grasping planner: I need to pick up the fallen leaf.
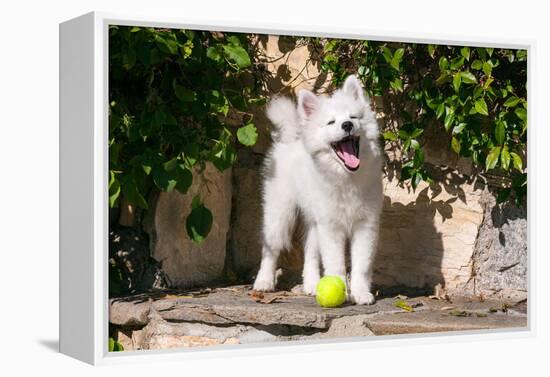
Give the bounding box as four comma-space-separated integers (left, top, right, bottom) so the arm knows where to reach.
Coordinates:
449, 309, 472, 317
476, 312, 488, 318
441, 306, 455, 311
261, 295, 284, 304
248, 290, 285, 304
249, 290, 265, 302
394, 299, 414, 312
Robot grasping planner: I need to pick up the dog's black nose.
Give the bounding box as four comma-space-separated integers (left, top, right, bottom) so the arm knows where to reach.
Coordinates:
341, 121, 353, 133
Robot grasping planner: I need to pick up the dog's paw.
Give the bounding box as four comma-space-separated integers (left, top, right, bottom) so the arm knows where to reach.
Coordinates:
252, 277, 275, 292
350, 290, 375, 305
302, 277, 320, 296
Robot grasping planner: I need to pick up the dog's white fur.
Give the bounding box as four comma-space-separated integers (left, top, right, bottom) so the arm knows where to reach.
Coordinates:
253, 75, 383, 305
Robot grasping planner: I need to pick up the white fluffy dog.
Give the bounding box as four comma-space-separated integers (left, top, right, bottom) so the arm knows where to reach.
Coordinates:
252, 75, 383, 305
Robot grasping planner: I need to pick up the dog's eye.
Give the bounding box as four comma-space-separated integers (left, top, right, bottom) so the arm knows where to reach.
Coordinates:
327, 120, 335, 125
350, 115, 361, 119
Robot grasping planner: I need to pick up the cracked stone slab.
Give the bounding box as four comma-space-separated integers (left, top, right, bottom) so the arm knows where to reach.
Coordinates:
110, 287, 417, 328
366, 310, 526, 335
110, 286, 526, 334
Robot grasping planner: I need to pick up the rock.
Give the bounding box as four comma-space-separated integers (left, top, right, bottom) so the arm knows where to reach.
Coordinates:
227, 159, 263, 278
109, 227, 169, 295
110, 289, 526, 349
468, 190, 527, 302
143, 163, 232, 289
373, 169, 484, 295
115, 315, 279, 350
110, 287, 399, 328
320, 315, 375, 338
364, 303, 527, 335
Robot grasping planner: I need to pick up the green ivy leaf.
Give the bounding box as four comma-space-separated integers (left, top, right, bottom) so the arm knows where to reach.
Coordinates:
510, 152, 523, 171
210, 142, 236, 171
222, 44, 251, 69
236, 123, 258, 146
453, 73, 462, 93
452, 122, 467, 135
450, 56, 465, 70
500, 146, 511, 170
444, 107, 455, 131
180, 40, 194, 59
474, 98, 489, 116
471, 59, 483, 70
439, 56, 449, 71
109, 338, 115, 352
186, 197, 213, 245
390, 78, 403, 92
515, 107, 527, 121
427, 45, 436, 58
460, 71, 477, 84
391, 48, 405, 70
206, 46, 223, 62
482, 61, 492, 76
451, 136, 461, 154
155, 34, 178, 55
485, 146, 501, 170
152, 165, 178, 192
495, 120, 505, 145
460, 46, 470, 61
504, 96, 520, 107
382, 131, 398, 141
109, 171, 121, 208
435, 103, 445, 119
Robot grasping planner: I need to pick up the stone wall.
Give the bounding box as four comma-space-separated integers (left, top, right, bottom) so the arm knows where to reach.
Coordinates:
143, 163, 232, 288
137, 35, 526, 300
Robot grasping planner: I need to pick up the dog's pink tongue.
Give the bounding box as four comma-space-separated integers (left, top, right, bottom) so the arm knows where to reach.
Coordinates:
339, 140, 360, 169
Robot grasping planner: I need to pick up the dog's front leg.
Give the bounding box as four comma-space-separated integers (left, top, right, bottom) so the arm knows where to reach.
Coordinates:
349, 220, 379, 305
302, 225, 321, 295
316, 224, 347, 290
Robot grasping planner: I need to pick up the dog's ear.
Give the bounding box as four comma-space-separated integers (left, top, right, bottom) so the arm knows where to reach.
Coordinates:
298, 90, 319, 118
343, 75, 365, 102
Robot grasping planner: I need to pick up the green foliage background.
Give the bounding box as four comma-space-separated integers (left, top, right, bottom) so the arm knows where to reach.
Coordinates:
109, 27, 527, 246
109, 26, 262, 243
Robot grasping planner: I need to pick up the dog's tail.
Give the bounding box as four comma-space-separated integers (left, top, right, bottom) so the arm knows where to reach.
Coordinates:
266, 96, 300, 143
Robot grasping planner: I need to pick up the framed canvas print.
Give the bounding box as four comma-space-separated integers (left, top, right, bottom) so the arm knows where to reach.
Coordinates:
60, 11, 530, 365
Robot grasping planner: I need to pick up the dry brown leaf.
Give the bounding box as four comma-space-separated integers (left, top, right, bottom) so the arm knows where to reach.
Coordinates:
249, 290, 265, 302
261, 295, 284, 304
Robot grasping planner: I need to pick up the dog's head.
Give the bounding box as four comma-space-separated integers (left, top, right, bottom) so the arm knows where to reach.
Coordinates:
297, 75, 380, 175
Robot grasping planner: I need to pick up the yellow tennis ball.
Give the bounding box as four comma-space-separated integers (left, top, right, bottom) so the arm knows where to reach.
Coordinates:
316, 275, 347, 307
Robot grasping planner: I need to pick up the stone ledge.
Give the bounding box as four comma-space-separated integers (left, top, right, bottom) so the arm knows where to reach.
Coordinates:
110, 285, 526, 351
110, 285, 427, 329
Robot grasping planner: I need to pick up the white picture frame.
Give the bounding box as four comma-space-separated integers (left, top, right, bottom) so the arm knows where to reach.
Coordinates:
59, 11, 533, 365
